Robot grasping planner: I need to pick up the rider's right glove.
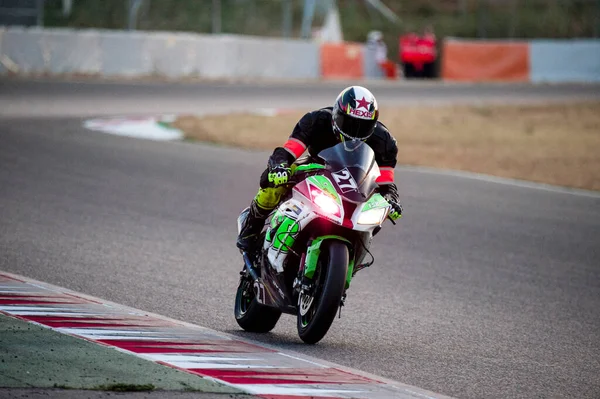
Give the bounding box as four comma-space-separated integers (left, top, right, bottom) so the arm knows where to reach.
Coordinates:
267, 160, 292, 187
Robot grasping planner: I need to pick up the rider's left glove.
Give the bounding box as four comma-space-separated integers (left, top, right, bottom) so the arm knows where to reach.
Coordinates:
268, 162, 292, 187
385, 197, 403, 221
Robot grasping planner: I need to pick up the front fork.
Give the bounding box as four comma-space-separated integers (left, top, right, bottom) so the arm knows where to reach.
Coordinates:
293, 252, 311, 297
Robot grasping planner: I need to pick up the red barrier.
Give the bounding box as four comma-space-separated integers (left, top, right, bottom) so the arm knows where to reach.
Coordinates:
320, 43, 364, 79
442, 40, 530, 82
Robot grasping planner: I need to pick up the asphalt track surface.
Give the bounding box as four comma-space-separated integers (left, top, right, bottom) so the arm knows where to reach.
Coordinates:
1, 79, 599, 399
3, 78, 600, 117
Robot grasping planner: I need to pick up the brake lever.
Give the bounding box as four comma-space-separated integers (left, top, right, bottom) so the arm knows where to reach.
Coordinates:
387, 215, 397, 225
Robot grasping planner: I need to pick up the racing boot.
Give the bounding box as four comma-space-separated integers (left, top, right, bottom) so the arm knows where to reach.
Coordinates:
236, 201, 270, 253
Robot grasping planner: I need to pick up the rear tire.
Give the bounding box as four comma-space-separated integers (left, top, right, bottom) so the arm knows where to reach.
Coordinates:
297, 241, 348, 344
234, 276, 281, 333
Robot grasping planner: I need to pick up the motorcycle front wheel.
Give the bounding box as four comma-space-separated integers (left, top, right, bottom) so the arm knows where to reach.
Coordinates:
297, 240, 349, 344
234, 275, 281, 333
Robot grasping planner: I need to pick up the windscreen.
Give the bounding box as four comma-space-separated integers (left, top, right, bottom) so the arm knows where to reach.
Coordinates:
317, 141, 380, 203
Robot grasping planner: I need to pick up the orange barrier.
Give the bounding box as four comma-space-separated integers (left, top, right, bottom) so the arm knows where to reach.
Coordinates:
320, 43, 364, 79
379, 60, 398, 79
442, 40, 530, 82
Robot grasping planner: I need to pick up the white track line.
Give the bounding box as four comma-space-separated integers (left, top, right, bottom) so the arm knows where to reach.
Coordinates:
398, 165, 600, 198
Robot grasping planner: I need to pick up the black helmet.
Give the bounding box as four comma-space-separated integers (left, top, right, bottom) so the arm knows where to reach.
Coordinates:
332, 86, 379, 142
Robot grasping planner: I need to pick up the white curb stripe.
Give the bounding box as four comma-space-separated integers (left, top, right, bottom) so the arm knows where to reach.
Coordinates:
83, 116, 184, 141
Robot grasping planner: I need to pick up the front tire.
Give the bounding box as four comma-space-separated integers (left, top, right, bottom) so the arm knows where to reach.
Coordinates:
234, 276, 281, 333
297, 241, 349, 344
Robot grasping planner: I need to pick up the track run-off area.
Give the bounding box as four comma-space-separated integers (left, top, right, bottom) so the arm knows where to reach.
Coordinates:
1, 78, 599, 399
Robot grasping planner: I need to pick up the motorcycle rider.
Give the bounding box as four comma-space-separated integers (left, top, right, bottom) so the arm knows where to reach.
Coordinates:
237, 85, 403, 253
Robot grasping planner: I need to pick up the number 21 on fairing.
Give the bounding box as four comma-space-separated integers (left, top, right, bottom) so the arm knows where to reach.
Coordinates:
332, 168, 358, 192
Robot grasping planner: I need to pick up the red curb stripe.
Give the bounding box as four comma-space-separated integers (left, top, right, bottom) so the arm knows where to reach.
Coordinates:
23, 318, 166, 326
99, 339, 274, 354
0, 294, 73, 298
0, 300, 85, 305
193, 368, 376, 385
0, 274, 25, 282
0, 294, 93, 305
28, 321, 164, 328
20, 316, 177, 328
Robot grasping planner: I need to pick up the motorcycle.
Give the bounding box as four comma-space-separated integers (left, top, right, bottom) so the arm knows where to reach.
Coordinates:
234, 140, 394, 344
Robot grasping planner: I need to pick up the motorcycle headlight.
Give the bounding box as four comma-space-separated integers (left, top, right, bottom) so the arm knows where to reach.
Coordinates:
311, 188, 341, 217
357, 208, 387, 225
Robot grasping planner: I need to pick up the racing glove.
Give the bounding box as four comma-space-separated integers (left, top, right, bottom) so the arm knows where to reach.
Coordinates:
267, 159, 292, 187
386, 198, 403, 221
380, 183, 403, 221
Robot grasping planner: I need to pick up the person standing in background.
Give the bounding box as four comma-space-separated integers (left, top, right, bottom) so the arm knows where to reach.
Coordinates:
419, 25, 437, 79
367, 31, 398, 80
399, 31, 419, 78
399, 26, 437, 79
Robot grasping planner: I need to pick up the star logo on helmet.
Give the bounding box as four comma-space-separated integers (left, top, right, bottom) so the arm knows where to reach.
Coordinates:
355, 96, 371, 111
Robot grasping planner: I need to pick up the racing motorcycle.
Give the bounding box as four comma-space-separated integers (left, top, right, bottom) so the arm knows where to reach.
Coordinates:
234, 141, 394, 344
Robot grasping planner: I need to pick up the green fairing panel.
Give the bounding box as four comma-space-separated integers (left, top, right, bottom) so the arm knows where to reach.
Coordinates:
362, 193, 389, 212
304, 236, 354, 289
266, 210, 284, 243
294, 163, 325, 173
272, 215, 299, 251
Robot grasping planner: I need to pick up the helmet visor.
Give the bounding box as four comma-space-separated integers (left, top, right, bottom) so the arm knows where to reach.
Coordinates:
333, 111, 376, 141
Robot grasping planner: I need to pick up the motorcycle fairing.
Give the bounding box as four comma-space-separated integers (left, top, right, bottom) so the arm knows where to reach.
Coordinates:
361, 192, 389, 212
254, 253, 296, 312
318, 140, 381, 203
265, 197, 316, 273
294, 163, 325, 174
350, 193, 392, 231
267, 209, 300, 253
266, 171, 352, 273
264, 141, 389, 276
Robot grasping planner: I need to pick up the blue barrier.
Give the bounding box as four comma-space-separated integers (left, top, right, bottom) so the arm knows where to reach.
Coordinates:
531, 40, 600, 83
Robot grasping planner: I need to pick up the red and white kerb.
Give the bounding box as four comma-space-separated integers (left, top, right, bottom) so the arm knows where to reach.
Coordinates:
0, 273, 447, 399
